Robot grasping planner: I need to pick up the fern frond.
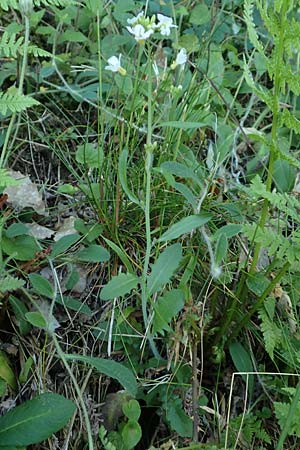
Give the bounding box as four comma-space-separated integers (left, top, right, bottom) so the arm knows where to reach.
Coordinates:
244, 0, 266, 56
0, 0, 77, 9
259, 304, 281, 360
244, 61, 274, 109
282, 66, 300, 95
280, 109, 300, 134
257, 1, 280, 37
0, 32, 24, 57
246, 174, 300, 219
34, 0, 78, 6
28, 44, 52, 58
285, 18, 300, 55
0, 91, 39, 115
0, 0, 17, 10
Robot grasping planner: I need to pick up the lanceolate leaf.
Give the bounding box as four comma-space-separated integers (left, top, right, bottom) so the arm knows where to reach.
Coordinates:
229, 342, 254, 397
74, 244, 110, 262
65, 355, 137, 396
118, 148, 141, 207
147, 244, 183, 295
29, 273, 54, 299
158, 213, 212, 242
152, 289, 185, 334
0, 351, 17, 390
102, 237, 134, 273
0, 393, 76, 446
100, 273, 139, 300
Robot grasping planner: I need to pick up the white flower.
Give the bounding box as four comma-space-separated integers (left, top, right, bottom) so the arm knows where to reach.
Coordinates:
126, 24, 154, 42
171, 48, 187, 69
105, 54, 126, 76
127, 11, 144, 25
156, 13, 177, 36
176, 48, 187, 65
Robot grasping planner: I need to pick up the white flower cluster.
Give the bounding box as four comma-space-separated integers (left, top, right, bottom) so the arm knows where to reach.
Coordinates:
126, 11, 177, 42
105, 11, 188, 76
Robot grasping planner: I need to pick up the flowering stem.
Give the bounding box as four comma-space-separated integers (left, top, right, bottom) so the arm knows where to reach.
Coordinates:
126, 45, 144, 147
141, 46, 160, 357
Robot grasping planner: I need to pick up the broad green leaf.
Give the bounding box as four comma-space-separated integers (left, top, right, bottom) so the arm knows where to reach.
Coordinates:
171, 180, 197, 209
65, 355, 137, 396
25, 312, 47, 329
152, 289, 185, 334
273, 159, 296, 193
56, 296, 92, 316
102, 237, 134, 273
158, 161, 200, 183
0, 393, 76, 446
74, 219, 103, 243
246, 273, 269, 296
121, 420, 142, 449
115, 74, 133, 95
59, 30, 87, 43
158, 169, 197, 209
5, 223, 29, 238
85, 0, 104, 13
214, 234, 228, 265
29, 273, 54, 299
100, 273, 139, 300
19, 356, 34, 384
118, 148, 141, 207
229, 342, 254, 397
0, 447, 26, 450
0, 351, 17, 390
57, 184, 78, 195
122, 399, 141, 421
158, 213, 212, 242
65, 268, 80, 290
178, 34, 200, 52
166, 399, 193, 438
50, 234, 80, 258
74, 245, 110, 262
213, 224, 242, 240
8, 296, 31, 335
75, 143, 103, 169
2, 235, 40, 261
0, 379, 6, 397
160, 121, 206, 129
189, 3, 210, 25
147, 244, 183, 295
179, 254, 197, 288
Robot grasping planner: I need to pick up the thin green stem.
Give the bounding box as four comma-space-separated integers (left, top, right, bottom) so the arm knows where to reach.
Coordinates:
52, 334, 94, 450
126, 45, 144, 148
141, 50, 153, 328
140, 46, 160, 358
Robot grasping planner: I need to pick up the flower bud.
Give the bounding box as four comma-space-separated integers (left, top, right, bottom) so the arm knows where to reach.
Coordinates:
19, 0, 33, 17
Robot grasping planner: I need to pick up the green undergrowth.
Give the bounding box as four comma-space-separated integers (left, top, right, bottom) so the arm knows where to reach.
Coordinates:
1, 0, 300, 449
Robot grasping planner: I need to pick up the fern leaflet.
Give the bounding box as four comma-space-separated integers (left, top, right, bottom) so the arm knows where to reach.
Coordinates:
0, 91, 39, 115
